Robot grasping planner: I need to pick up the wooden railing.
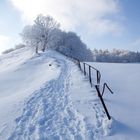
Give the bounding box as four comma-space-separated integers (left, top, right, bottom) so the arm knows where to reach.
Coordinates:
102, 83, 113, 96
61, 53, 113, 120
75, 59, 113, 120
80, 62, 101, 86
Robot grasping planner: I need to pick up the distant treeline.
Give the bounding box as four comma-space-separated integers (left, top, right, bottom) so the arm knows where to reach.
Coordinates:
92, 49, 140, 63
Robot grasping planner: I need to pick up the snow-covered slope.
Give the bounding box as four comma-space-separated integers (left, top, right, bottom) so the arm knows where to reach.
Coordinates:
0, 48, 110, 140
89, 62, 140, 140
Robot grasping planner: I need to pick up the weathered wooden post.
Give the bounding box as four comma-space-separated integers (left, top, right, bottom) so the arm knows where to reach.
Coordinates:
89, 66, 92, 86
95, 85, 111, 120
83, 63, 86, 75
97, 71, 101, 84
78, 60, 81, 70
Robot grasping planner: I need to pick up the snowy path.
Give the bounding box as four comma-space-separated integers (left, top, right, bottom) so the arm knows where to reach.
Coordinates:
8, 55, 88, 140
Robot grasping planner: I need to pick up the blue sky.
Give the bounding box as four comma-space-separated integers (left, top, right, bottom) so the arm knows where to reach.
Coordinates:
0, 0, 140, 53
0, 0, 23, 53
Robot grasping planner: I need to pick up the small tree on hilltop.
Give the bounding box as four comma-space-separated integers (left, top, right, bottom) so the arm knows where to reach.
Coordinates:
21, 14, 60, 53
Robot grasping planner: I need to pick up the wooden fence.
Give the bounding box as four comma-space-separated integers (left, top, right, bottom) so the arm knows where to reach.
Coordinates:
76, 59, 113, 120
61, 53, 113, 120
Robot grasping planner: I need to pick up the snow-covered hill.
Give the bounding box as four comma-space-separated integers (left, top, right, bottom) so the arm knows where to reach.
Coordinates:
0, 48, 110, 140
0, 47, 140, 140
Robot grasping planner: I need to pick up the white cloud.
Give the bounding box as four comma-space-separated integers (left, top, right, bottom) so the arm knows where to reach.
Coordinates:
10, 0, 123, 36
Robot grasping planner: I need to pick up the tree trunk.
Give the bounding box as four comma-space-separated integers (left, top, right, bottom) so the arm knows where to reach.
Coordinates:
42, 41, 46, 52
42, 47, 45, 52
36, 46, 38, 54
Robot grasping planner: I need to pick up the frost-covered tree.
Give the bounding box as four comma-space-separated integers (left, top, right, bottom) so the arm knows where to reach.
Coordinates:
55, 31, 93, 61
21, 14, 93, 61
21, 14, 60, 53
21, 25, 41, 53
34, 14, 60, 52
92, 49, 140, 63
47, 28, 63, 50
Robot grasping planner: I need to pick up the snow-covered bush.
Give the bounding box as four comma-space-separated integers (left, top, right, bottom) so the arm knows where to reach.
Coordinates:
2, 44, 25, 55
2, 48, 14, 54
15, 43, 26, 50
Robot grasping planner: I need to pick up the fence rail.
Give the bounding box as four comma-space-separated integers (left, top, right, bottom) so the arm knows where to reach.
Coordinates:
102, 83, 113, 96
80, 62, 101, 86
95, 85, 111, 120
61, 53, 113, 120
75, 59, 113, 120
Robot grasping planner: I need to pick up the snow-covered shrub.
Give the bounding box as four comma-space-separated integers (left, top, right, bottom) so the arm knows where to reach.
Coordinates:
15, 44, 26, 50
2, 48, 14, 54
2, 44, 25, 55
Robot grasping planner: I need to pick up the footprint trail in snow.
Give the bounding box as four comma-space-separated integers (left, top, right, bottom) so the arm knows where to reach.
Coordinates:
8, 52, 106, 140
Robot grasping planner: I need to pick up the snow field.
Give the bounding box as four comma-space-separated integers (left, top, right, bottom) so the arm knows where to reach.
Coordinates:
89, 62, 140, 140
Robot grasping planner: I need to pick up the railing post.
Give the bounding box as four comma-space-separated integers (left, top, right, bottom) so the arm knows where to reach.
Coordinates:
89, 66, 92, 86
83, 63, 86, 75
97, 71, 99, 84
102, 83, 106, 96
95, 85, 111, 120
78, 60, 81, 70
